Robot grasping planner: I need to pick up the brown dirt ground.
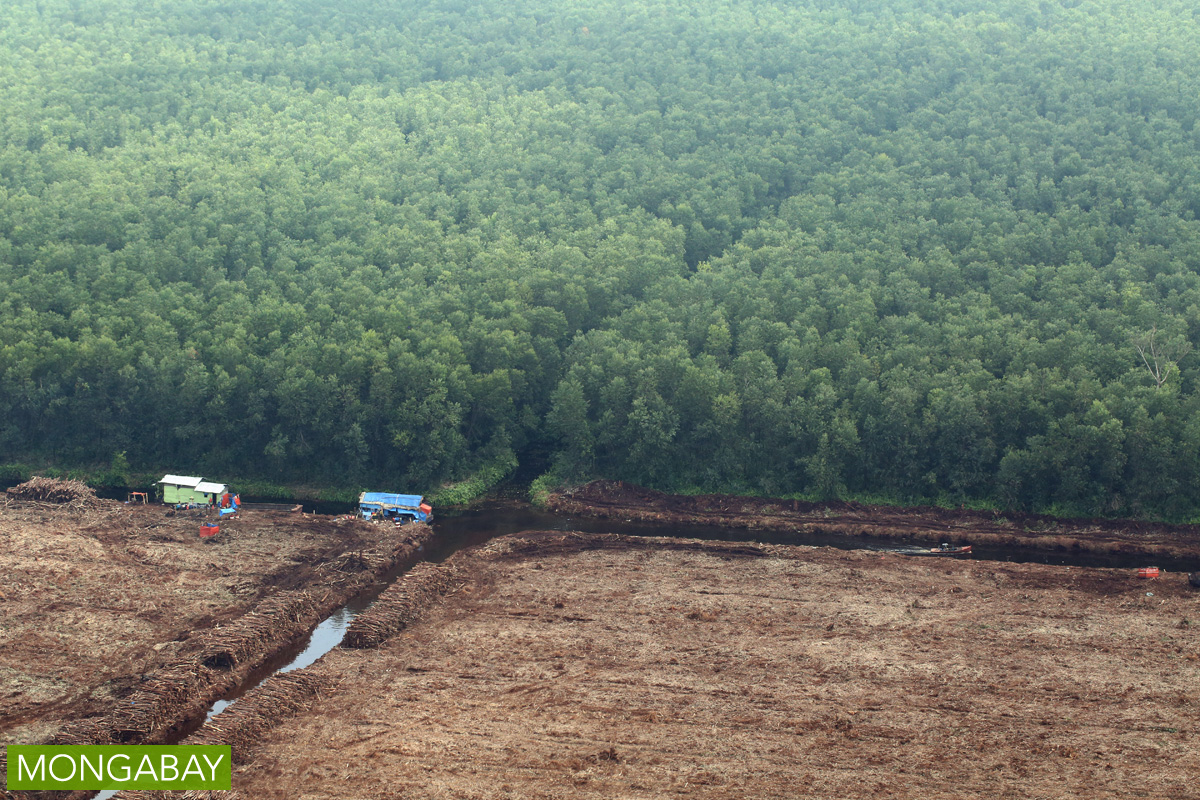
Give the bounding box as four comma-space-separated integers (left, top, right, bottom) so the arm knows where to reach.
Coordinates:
0, 497, 380, 747
549, 480, 1200, 559
228, 532, 1200, 800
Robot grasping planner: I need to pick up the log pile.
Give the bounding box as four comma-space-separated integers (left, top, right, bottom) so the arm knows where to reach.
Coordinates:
317, 526, 436, 582
51, 663, 215, 746
196, 590, 320, 670
106, 677, 330, 799
49, 715, 109, 746
186, 671, 333, 753
5, 476, 99, 505
326, 547, 395, 575
342, 562, 462, 648
50, 592, 332, 749
108, 665, 214, 741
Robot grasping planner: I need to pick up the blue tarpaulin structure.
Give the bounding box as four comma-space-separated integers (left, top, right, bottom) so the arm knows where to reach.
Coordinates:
358, 492, 432, 523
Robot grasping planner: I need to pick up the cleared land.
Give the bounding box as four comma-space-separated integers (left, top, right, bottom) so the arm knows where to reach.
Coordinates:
550, 480, 1200, 560
226, 532, 1200, 800
0, 493, 415, 750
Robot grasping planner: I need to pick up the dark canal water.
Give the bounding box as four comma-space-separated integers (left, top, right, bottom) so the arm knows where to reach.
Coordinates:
429, 500, 1200, 571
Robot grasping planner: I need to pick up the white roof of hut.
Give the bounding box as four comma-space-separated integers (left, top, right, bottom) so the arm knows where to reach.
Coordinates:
159, 475, 203, 487
195, 482, 227, 495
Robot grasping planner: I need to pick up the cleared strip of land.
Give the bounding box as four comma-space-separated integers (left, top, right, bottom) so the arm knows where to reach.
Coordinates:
225, 532, 1200, 799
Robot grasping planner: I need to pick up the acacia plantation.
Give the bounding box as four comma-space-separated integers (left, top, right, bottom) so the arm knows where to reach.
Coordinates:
3, 0, 1200, 517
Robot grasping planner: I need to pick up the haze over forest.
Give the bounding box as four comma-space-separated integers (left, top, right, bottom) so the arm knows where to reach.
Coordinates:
3, 0, 1200, 517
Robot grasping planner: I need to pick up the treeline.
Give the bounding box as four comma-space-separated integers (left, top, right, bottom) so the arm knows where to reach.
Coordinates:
3, 0, 1200, 516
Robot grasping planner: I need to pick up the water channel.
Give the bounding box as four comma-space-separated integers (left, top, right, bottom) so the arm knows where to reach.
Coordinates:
74, 499, 1200, 799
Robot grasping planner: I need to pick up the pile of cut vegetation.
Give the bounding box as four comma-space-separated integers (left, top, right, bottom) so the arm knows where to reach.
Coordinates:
6, 476, 99, 504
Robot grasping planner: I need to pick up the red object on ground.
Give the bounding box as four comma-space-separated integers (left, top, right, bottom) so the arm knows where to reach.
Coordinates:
1137, 567, 1160, 578
199, 525, 219, 538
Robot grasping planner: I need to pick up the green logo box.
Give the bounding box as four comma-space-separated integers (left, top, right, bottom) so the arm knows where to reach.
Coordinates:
7, 745, 232, 790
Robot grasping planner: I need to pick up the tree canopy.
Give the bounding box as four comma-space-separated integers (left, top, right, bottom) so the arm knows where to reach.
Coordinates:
3, 0, 1200, 517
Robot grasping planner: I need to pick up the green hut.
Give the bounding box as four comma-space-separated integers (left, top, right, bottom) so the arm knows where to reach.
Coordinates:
158, 475, 225, 505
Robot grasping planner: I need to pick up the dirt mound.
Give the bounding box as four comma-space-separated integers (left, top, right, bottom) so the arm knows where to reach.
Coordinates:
479, 529, 781, 561
5, 476, 98, 505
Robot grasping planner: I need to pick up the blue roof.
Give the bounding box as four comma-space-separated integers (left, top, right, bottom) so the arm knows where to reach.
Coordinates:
359, 492, 425, 509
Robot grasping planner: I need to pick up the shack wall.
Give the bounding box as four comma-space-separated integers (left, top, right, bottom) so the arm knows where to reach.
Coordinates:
163, 485, 207, 504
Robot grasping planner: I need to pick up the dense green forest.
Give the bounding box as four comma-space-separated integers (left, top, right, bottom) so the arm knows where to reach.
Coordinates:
3, 0, 1200, 516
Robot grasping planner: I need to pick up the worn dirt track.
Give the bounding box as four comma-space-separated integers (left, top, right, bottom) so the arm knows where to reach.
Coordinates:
549, 480, 1200, 559
225, 531, 1200, 800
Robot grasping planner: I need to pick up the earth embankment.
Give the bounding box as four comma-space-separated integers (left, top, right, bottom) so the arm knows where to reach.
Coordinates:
549, 480, 1200, 559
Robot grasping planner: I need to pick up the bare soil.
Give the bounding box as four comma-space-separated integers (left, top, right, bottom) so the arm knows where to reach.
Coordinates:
549, 480, 1200, 559
0, 497, 399, 748
227, 532, 1200, 800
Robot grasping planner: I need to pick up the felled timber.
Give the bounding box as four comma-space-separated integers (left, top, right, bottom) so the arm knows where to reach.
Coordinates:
341, 562, 463, 648
107, 673, 333, 800
196, 590, 320, 670
187, 671, 333, 752
5, 476, 101, 508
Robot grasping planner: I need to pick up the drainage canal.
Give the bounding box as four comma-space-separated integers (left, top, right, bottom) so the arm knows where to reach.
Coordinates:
141, 501, 1200, 738
90, 500, 1199, 799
